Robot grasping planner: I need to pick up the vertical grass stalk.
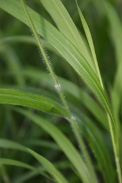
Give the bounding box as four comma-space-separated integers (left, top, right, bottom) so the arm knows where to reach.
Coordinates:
20, 0, 98, 182
76, 2, 121, 182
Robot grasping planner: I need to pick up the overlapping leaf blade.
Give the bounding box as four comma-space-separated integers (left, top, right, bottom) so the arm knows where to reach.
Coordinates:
0, 139, 68, 183
0, 158, 35, 171
79, 118, 115, 183
0, 89, 68, 116
0, 0, 114, 130
17, 109, 92, 183
15, 67, 108, 129
103, 1, 122, 123
27, 148, 69, 183
39, 0, 95, 72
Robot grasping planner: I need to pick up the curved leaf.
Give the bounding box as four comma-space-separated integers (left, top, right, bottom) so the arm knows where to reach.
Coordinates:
103, 1, 122, 124
0, 139, 69, 183
39, 0, 95, 72
16, 109, 92, 183
0, 89, 68, 116
26, 148, 69, 183
0, 158, 35, 171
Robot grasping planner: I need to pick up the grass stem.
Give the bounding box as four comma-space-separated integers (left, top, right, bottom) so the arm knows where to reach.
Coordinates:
20, 0, 98, 182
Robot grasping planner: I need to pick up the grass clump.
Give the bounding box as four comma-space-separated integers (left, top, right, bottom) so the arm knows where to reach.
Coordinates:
0, 0, 122, 183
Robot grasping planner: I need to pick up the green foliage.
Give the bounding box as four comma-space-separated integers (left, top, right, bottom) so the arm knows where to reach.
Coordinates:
0, 0, 122, 183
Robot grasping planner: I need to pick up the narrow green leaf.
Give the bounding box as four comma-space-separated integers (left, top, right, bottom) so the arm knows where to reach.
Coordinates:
27, 148, 69, 183
103, 0, 122, 125
17, 109, 92, 183
0, 158, 35, 171
75, 0, 103, 89
0, 89, 68, 116
0, 139, 69, 183
103, 0, 122, 155
0, 139, 25, 151
0, 35, 56, 53
80, 118, 115, 183
40, 0, 95, 72
0, 36, 36, 45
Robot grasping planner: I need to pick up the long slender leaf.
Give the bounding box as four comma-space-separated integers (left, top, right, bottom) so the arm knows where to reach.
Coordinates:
40, 0, 95, 72
26, 148, 69, 183
75, 0, 103, 89
0, 141, 65, 182
0, 158, 35, 171
79, 117, 115, 183
16, 108, 92, 183
103, 1, 122, 157
103, 0, 122, 124
0, 88, 68, 116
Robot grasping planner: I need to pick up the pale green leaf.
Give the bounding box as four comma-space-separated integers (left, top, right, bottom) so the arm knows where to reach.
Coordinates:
75, 0, 103, 88
40, 0, 95, 72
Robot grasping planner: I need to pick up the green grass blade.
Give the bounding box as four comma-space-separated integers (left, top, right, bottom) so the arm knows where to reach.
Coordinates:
0, 158, 35, 171
75, 1, 121, 182
17, 108, 92, 183
75, 0, 103, 89
0, 110, 91, 183
0, 140, 63, 182
103, 1, 122, 171
39, 0, 95, 72
0, 35, 36, 45
81, 119, 115, 183
103, 0, 122, 128
0, 139, 25, 151
0, 156, 69, 183
26, 148, 69, 183
0, 89, 68, 116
